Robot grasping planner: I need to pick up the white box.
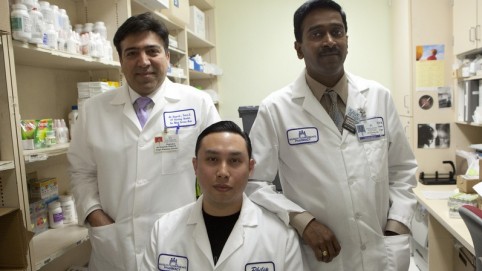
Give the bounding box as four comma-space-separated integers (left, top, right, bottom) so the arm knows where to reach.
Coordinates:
135, 0, 169, 10
189, 6, 206, 39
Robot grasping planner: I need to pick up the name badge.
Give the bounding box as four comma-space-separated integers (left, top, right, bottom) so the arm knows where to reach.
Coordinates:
245, 261, 275, 271
164, 109, 197, 128
154, 132, 179, 152
356, 117, 385, 142
287, 127, 319, 145
158, 254, 188, 271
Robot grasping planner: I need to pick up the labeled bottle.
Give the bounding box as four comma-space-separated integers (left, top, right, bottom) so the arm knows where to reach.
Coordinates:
11, 4, 32, 43
48, 201, 64, 228
59, 194, 76, 224
68, 105, 79, 139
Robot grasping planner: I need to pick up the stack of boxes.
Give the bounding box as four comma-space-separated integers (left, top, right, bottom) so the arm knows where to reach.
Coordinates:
27, 172, 58, 235
77, 81, 117, 110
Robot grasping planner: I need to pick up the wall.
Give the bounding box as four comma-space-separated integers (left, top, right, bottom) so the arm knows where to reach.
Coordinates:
214, 0, 393, 124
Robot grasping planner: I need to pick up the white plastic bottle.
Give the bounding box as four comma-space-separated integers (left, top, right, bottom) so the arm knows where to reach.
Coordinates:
28, 1, 44, 44
68, 105, 79, 139
11, 4, 32, 42
93, 21, 107, 40
45, 23, 58, 49
48, 201, 64, 228
59, 194, 76, 224
38, 1, 53, 25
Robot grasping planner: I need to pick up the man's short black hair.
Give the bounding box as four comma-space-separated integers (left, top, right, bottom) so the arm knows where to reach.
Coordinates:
113, 12, 170, 58
195, 121, 252, 159
294, 0, 348, 42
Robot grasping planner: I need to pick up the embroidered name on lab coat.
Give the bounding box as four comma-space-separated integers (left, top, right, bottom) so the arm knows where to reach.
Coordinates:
164, 109, 197, 128
245, 261, 275, 271
158, 254, 188, 271
286, 127, 319, 145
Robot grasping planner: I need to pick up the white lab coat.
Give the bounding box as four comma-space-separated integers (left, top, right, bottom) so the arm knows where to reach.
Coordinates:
140, 193, 306, 270
247, 71, 418, 271
68, 79, 220, 271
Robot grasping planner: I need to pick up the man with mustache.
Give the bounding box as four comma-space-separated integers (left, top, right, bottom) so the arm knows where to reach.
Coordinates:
68, 12, 220, 271
246, 0, 418, 270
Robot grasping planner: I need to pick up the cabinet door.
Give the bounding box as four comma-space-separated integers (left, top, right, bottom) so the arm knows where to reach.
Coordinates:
453, 0, 477, 55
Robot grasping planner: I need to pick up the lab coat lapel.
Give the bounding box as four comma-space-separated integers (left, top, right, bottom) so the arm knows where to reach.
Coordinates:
292, 72, 342, 136
346, 73, 368, 121
341, 73, 368, 142
216, 194, 257, 267
189, 197, 215, 266
109, 85, 140, 131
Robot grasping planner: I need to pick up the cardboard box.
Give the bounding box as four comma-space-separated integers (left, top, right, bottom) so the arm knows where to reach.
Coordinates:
161, 0, 190, 26
0, 0, 10, 34
29, 177, 59, 201
189, 6, 206, 39
135, 0, 169, 10
457, 175, 481, 194
0, 208, 34, 269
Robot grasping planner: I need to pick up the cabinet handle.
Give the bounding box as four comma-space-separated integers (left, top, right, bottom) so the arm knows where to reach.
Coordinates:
470, 27, 476, 42
477, 25, 481, 41
404, 95, 410, 110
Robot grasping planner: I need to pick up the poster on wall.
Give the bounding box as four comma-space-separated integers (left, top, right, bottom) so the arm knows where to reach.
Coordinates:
415, 44, 445, 91
437, 86, 452, 108
417, 123, 450, 149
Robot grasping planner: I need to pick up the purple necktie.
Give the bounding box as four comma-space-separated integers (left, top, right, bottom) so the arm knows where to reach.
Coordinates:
135, 97, 152, 128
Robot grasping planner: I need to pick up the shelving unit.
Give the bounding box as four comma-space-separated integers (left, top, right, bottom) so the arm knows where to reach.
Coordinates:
1, 0, 221, 270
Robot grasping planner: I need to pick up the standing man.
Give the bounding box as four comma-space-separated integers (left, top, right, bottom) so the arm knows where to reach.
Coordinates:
140, 121, 305, 270
68, 12, 220, 271
247, 1, 418, 270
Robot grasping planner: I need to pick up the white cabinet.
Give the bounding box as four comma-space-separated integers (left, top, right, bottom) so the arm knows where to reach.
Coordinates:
453, 0, 482, 55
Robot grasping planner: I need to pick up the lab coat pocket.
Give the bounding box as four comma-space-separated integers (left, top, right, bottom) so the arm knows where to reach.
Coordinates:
384, 234, 410, 271
162, 151, 179, 174
89, 223, 124, 269
362, 138, 388, 182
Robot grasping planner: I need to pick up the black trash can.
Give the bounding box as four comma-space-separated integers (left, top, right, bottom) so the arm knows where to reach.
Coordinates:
238, 106, 259, 135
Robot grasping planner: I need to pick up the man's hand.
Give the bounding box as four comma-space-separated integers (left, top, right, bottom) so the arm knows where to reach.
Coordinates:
302, 220, 341, 262
87, 209, 114, 227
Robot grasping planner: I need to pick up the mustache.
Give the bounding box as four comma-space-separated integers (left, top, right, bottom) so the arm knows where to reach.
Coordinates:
319, 46, 340, 55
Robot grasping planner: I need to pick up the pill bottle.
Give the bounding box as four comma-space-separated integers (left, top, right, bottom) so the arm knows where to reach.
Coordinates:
45, 130, 57, 147
38, 1, 53, 25
28, 1, 44, 44
93, 21, 107, 40
48, 201, 64, 228
11, 4, 32, 43
68, 105, 78, 139
59, 194, 76, 224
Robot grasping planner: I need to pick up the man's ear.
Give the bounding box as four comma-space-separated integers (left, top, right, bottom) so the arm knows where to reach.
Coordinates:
294, 41, 304, 59
248, 159, 255, 177
192, 157, 198, 173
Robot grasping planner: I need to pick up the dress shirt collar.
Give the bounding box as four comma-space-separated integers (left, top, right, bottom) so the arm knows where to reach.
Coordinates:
305, 71, 348, 105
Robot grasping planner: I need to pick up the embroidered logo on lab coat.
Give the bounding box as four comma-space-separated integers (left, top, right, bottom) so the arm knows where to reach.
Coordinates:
158, 254, 188, 271
286, 127, 319, 145
245, 261, 275, 271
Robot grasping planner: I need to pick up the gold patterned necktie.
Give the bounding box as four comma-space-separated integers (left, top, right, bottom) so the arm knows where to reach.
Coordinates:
325, 90, 343, 133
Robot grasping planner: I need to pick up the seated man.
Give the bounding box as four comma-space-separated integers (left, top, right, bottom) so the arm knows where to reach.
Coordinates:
140, 120, 304, 270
